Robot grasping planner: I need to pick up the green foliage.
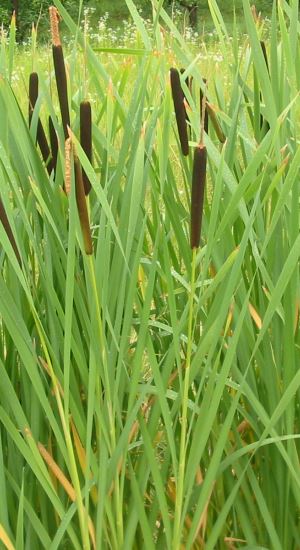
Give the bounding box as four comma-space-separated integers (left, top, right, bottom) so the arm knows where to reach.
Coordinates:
0, 0, 299, 548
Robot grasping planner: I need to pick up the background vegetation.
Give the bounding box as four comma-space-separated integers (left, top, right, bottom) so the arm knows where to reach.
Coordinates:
0, 0, 274, 39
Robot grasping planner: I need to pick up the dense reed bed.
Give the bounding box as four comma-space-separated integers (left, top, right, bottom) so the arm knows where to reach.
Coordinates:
0, 0, 299, 548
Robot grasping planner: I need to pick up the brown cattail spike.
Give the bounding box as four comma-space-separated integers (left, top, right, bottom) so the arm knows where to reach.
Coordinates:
170, 68, 189, 156
49, 116, 59, 171
50, 7, 70, 139
0, 198, 22, 267
52, 44, 70, 139
190, 145, 207, 249
80, 101, 92, 195
28, 72, 53, 175
29, 72, 38, 125
74, 153, 93, 255
49, 6, 61, 47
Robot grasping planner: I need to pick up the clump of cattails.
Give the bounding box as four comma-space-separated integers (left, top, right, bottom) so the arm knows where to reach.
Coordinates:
80, 101, 92, 195
190, 95, 207, 249
170, 68, 189, 156
28, 72, 53, 175
49, 6, 70, 139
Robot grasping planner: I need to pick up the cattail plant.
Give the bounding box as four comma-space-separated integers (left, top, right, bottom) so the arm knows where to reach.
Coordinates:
80, 101, 92, 195
49, 6, 70, 139
0, 198, 22, 267
170, 68, 189, 156
28, 72, 53, 175
190, 96, 207, 249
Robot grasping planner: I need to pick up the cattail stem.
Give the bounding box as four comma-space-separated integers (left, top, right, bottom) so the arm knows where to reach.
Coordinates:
0, 198, 22, 267
74, 153, 93, 255
170, 68, 189, 156
190, 145, 207, 249
80, 101, 92, 195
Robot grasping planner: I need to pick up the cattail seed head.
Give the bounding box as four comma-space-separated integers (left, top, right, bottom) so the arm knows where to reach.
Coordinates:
52, 44, 70, 139
190, 145, 207, 249
170, 68, 189, 156
28, 72, 38, 125
49, 116, 59, 171
80, 101, 92, 195
49, 6, 61, 47
28, 72, 53, 174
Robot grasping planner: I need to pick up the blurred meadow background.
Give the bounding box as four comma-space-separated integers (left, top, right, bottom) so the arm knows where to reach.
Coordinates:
0, 0, 299, 549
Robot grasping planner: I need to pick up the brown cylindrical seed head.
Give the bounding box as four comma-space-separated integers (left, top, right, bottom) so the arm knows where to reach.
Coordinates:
37, 120, 53, 175
74, 154, 93, 255
29, 72, 38, 125
28, 73, 53, 174
0, 198, 22, 267
170, 68, 189, 156
80, 101, 92, 195
190, 145, 207, 249
52, 44, 70, 139
49, 116, 59, 171
52, 44, 70, 138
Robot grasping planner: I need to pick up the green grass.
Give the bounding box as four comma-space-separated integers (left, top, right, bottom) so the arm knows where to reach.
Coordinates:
0, 0, 299, 549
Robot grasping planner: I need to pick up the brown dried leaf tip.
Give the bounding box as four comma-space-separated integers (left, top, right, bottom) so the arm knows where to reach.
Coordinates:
170, 68, 189, 156
190, 145, 207, 249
